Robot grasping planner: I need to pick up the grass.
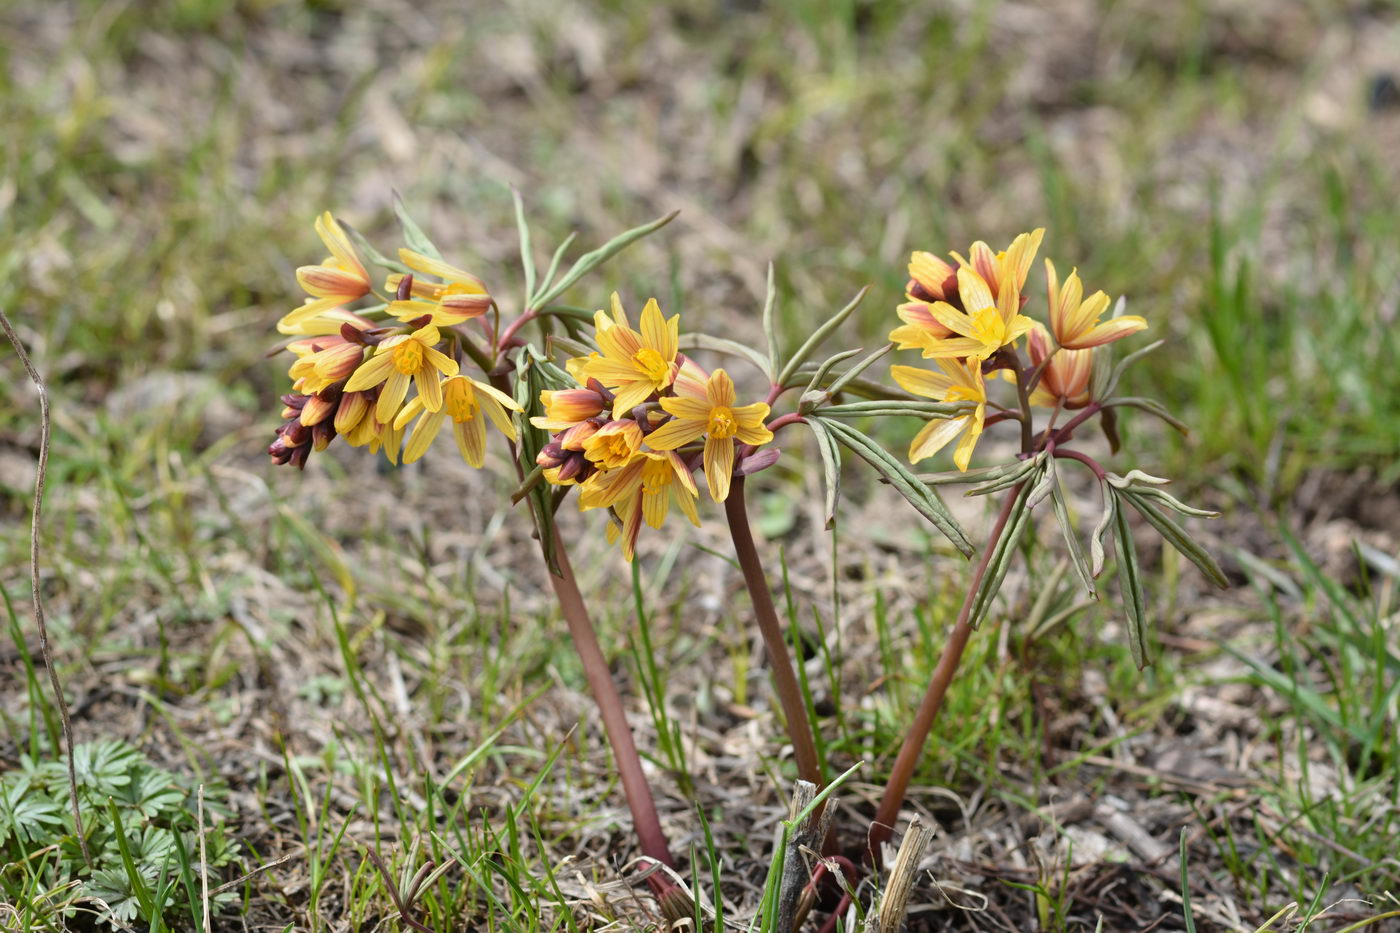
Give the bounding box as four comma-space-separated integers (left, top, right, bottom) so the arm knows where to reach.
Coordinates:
3, 0, 1400, 929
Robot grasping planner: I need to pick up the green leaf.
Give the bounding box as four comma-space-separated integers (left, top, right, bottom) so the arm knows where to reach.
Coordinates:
1094, 338, 1165, 399
967, 476, 1039, 629
824, 343, 894, 398
535, 232, 578, 303
1120, 491, 1229, 589
511, 188, 537, 302
819, 399, 971, 419
1111, 489, 1152, 669
799, 347, 865, 410
789, 362, 910, 401
677, 333, 773, 379
761, 261, 779, 376
815, 417, 973, 555
513, 348, 559, 573
532, 209, 680, 308
775, 285, 871, 388
965, 454, 1044, 497
1090, 489, 1115, 577
392, 190, 444, 261
804, 418, 842, 529
340, 221, 412, 275
1050, 468, 1097, 598
1104, 396, 1189, 434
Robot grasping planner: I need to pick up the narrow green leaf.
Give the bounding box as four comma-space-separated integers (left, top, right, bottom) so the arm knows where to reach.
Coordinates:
1104, 396, 1189, 434
534, 232, 578, 304
341, 221, 412, 275
805, 418, 842, 529
532, 209, 680, 308
820, 399, 971, 418
800, 347, 864, 404
677, 332, 773, 379
512, 189, 537, 302
1098, 338, 1165, 399
775, 285, 870, 388
761, 261, 779, 376
1090, 488, 1115, 577
1130, 486, 1220, 518
1050, 469, 1097, 598
824, 342, 895, 399
965, 455, 1043, 497
545, 334, 596, 363
968, 477, 1038, 628
790, 361, 911, 401
513, 348, 558, 573
1121, 491, 1229, 589
817, 417, 972, 555
1112, 490, 1152, 669
392, 190, 444, 260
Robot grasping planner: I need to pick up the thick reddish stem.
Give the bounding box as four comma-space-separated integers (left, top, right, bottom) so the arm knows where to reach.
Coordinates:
547, 530, 679, 877
864, 483, 1023, 860
723, 476, 825, 788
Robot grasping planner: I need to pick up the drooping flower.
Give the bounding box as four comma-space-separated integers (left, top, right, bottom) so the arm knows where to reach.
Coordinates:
1026, 322, 1092, 408
344, 324, 459, 422
530, 387, 608, 431
890, 358, 987, 471
643, 368, 772, 502
386, 249, 492, 325
579, 451, 699, 560
288, 340, 366, 395
392, 375, 520, 466
280, 213, 372, 331
1045, 260, 1146, 349
579, 294, 680, 415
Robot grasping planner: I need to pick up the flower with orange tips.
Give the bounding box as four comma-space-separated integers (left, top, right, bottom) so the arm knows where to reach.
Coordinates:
890, 358, 987, 471
582, 419, 645, 470
391, 375, 520, 467
387, 249, 492, 326
280, 213, 372, 331
1044, 260, 1146, 350
579, 451, 699, 560
344, 324, 459, 421
643, 368, 772, 502
580, 294, 680, 415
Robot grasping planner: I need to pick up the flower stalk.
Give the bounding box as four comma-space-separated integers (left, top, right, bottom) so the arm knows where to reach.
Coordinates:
723, 476, 825, 789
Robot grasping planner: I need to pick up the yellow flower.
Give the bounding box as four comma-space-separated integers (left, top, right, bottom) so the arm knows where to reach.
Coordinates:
279, 307, 374, 338
344, 324, 459, 422
288, 341, 365, 395
386, 249, 492, 326
530, 388, 607, 431
890, 359, 987, 471
954, 229, 1044, 305
580, 294, 680, 416
890, 252, 961, 354
1045, 260, 1146, 350
579, 451, 699, 560
391, 375, 520, 467
643, 368, 772, 502
1026, 322, 1092, 408
915, 263, 1036, 361
280, 212, 372, 331
582, 419, 645, 470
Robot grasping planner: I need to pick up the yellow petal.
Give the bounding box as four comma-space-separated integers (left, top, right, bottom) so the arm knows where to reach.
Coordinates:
955, 266, 995, 313
909, 416, 967, 463
377, 371, 411, 422
416, 370, 443, 412
890, 364, 955, 400
1062, 315, 1147, 350
398, 248, 474, 283
454, 412, 488, 467
643, 417, 706, 450
703, 436, 735, 502
706, 369, 736, 408
344, 352, 395, 392
402, 410, 446, 463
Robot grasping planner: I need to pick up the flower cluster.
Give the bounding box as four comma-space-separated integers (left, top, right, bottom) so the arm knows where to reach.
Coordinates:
533, 294, 774, 560
889, 229, 1146, 470
268, 213, 520, 470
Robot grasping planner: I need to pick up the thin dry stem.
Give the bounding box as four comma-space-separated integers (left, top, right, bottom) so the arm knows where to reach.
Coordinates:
0, 309, 90, 867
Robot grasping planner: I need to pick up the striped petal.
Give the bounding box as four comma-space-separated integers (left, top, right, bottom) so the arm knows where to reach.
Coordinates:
1062, 315, 1147, 350
706, 369, 736, 408
453, 411, 488, 467
890, 364, 955, 400
376, 371, 411, 422
909, 416, 968, 463
344, 352, 396, 392
643, 417, 706, 450
703, 436, 735, 502
402, 410, 447, 463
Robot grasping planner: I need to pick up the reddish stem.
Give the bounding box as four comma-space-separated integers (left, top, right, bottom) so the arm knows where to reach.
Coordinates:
547, 529, 679, 882
494, 308, 537, 355
1052, 447, 1107, 480
864, 483, 1024, 861
1048, 401, 1102, 446
723, 476, 825, 788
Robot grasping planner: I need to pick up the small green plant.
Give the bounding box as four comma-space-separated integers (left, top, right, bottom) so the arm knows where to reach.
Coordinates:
0, 739, 240, 931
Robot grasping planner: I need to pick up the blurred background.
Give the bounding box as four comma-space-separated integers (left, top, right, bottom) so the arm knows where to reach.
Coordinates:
2, 1, 1398, 930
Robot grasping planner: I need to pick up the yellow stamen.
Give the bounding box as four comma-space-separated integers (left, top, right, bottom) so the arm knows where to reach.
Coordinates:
633, 348, 670, 385
393, 340, 423, 375
706, 405, 737, 439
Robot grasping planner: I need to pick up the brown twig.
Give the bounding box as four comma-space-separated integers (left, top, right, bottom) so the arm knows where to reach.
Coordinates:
0, 309, 90, 867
